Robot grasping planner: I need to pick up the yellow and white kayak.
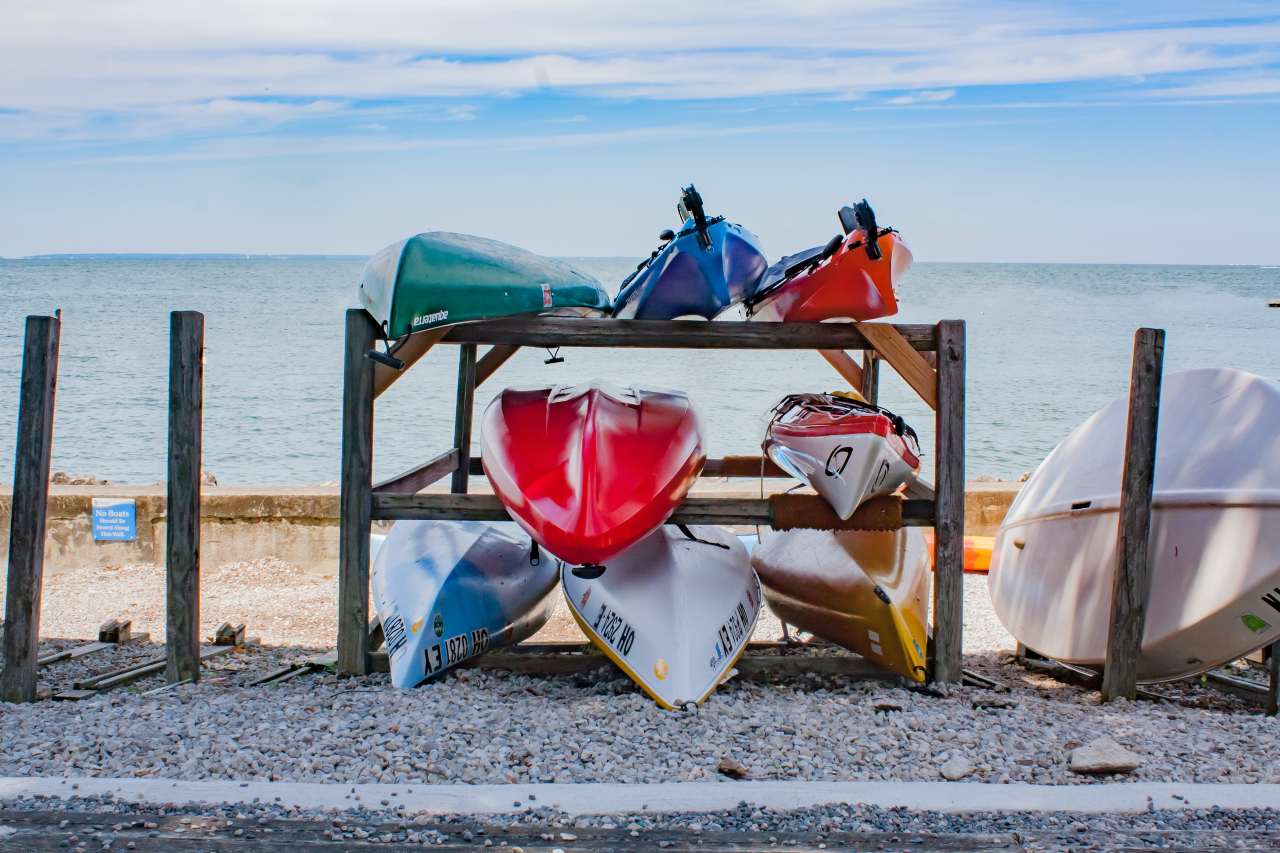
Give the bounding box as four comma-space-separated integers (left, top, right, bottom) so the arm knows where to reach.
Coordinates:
751, 527, 930, 682
562, 524, 761, 710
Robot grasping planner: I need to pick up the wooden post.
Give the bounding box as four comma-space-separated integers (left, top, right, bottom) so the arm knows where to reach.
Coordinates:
1101, 327, 1165, 702
165, 311, 204, 684
860, 350, 879, 405
1266, 643, 1279, 717
338, 309, 378, 675
0, 316, 60, 703
930, 320, 965, 683
450, 343, 477, 494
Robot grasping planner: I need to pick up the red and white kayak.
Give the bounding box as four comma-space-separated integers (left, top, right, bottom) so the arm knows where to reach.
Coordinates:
745, 200, 911, 323
763, 392, 920, 520
481, 382, 706, 569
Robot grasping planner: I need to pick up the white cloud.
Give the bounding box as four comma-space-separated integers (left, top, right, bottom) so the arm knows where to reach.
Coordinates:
0, 1, 1276, 143
887, 89, 957, 105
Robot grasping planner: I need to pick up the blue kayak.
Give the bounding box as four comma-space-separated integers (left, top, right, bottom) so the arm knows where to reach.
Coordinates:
612, 185, 768, 320
371, 520, 558, 687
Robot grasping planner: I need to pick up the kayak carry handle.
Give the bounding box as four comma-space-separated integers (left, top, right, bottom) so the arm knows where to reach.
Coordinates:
659, 229, 675, 241
365, 347, 405, 371
572, 563, 606, 579
677, 184, 713, 250
853, 199, 882, 261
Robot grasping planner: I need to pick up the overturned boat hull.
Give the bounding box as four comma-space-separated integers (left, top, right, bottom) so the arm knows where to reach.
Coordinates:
764, 392, 920, 520
359, 231, 609, 339
989, 369, 1280, 682
752, 527, 930, 682
481, 382, 705, 567
371, 520, 559, 687
562, 525, 761, 709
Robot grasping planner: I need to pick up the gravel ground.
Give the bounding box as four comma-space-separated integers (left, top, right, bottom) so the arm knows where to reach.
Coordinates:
0, 560, 1270, 788
2, 793, 1279, 850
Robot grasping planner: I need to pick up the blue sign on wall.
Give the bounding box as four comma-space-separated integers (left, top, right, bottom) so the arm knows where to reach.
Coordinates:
92, 498, 136, 541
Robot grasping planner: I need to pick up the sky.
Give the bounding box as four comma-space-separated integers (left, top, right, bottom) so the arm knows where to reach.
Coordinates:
1, 1, 1278, 263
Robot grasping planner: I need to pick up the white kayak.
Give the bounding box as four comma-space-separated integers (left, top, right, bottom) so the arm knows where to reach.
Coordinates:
371, 520, 559, 687
562, 525, 761, 710
764, 392, 920, 520
989, 368, 1280, 682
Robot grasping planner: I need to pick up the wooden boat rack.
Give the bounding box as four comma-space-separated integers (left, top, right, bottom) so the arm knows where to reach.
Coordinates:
338, 313, 968, 683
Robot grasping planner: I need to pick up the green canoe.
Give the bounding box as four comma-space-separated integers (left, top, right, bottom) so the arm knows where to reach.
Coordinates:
358, 232, 610, 340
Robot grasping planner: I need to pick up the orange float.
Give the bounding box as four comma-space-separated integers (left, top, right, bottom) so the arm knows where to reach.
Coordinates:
923, 531, 994, 574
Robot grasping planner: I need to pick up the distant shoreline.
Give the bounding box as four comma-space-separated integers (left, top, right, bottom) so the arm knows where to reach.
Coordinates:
3, 254, 1275, 267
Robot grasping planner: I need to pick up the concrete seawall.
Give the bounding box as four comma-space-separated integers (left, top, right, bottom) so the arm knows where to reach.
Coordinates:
0, 481, 1021, 573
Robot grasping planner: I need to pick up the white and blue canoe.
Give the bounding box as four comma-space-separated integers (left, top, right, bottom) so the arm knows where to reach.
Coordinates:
371, 520, 559, 688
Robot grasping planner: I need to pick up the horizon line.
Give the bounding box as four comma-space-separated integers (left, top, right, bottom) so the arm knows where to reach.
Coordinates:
3, 253, 1275, 268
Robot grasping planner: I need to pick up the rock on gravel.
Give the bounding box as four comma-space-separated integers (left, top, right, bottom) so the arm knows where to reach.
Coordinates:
1070, 737, 1143, 775
939, 755, 975, 781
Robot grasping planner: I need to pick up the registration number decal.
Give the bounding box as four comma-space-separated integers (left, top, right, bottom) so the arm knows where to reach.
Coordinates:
593, 603, 635, 657
423, 627, 491, 676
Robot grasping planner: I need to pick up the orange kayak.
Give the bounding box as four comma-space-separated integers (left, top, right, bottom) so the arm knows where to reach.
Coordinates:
923, 532, 993, 574
746, 200, 911, 323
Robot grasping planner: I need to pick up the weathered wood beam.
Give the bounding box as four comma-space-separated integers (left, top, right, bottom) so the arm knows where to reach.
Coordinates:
475, 344, 520, 388
930, 319, 966, 684
463, 455, 793, 479
338, 308, 379, 676
0, 315, 61, 704
1268, 643, 1279, 717
861, 350, 880, 405
859, 322, 939, 410
372, 492, 933, 528
443, 317, 936, 350
372, 326, 449, 399
818, 350, 866, 396
1102, 327, 1165, 702
165, 311, 204, 685
372, 449, 460, 495
450, 344, 477, 494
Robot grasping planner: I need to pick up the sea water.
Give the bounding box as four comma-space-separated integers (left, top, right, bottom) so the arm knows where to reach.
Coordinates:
1, 257, 1276, 485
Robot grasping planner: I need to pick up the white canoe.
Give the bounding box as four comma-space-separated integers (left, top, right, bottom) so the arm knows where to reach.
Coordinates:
752, 527, 930, 682
371, 520, 559, 687
989, 368, 1280, 682
562, 525, 761, 710
764, 393, 920, 520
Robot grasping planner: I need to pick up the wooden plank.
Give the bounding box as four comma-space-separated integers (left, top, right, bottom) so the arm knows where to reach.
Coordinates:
372, 449, 459, 495
165, 310, 204, 685
76, 645, 233, 693
817, 350, 864, 393
904, 478, 935, 502
443, 317, 937, 351
372, 326, 449, 399
450, 344, 477, 494
38, 642, 111, 667
373, 492, 932, 528
338, 308, 378, 676
0, 315, 60, 704
475, 344, 520, 388
703, 455, 791, 478
859, 322, 939, 410
464, 454, 792, 479
1101, 327, 1165, 702
930, 319, 966, 684
861, 350, 880, 405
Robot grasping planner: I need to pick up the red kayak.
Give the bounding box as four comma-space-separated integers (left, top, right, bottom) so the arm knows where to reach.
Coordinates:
481, 382, 706, 569
746, 200, 911, 323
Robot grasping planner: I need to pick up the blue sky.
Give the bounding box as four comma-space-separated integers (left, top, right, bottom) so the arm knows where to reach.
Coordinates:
1, 1, 1277, 262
